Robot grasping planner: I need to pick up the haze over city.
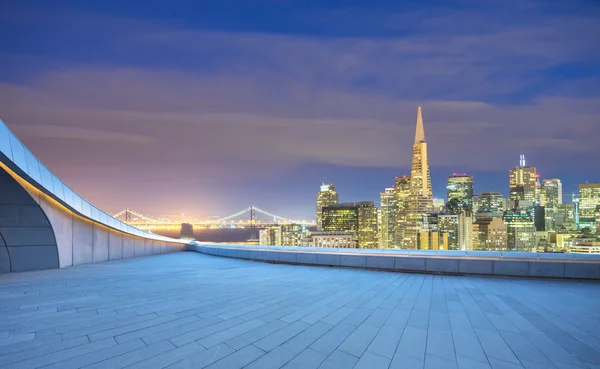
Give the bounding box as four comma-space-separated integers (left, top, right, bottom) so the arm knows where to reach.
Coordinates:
1, 0, 599, 220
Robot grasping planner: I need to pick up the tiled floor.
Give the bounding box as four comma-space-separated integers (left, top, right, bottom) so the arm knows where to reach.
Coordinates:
1, 253, 599, 369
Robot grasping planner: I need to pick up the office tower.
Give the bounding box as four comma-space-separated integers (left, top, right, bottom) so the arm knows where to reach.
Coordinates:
259, 226, 282, 246
437, 212, 473, 251
322, 203, 358, 238
180, 223, 194, 240
509, 155, 537, 203
542, 179, 563, 207
475, 192, 506, 214
446, 174, 474, 211
302, 231, 357, 248
473, 217, 507, 251
404, 107, 434, 249
357, 201, 378, 248
418, 213, 447, 250
503, 209, 536, 251
578, 183, 600, 231
281, 224, 308, 246
394, 175, 411, 248
433, 198, 445, 212
534, 205, 546, 231
316, 184, 339, 231
380, 188, 396, 248
555, 203, 577, 231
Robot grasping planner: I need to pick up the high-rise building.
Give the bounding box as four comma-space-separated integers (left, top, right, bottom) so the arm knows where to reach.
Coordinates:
302, 231, 357, 248
473, 217, 507, 251
503, 209, 536, 251
357, 201, 378, 248
380, 188, 397, 248
259, 226, 282, 246
446, 174, 474, 211
394, 175, 411, 248
322, 203, 358, 238
579, 183, 600, 232
437, 212, 473, 251
475, 192, 506, 214
404, 107, 434, 249
509, 155, 537, 204
281, 224, 309, 246
316, 184, 339, 231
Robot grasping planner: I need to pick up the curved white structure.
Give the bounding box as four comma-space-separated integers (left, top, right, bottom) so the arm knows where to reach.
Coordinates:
0, 119, 187, 273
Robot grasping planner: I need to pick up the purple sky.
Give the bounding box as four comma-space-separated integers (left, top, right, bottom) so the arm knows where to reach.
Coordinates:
0, 1, 599, 220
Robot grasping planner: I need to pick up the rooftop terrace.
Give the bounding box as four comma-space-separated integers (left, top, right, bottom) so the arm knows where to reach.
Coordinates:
1, 252, 600, 369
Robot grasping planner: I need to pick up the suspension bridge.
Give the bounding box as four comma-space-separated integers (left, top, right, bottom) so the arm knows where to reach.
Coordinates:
113, 206, 314, 231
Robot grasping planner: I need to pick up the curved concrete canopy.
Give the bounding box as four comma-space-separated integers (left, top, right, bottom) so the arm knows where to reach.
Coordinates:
0, 118, 186, 273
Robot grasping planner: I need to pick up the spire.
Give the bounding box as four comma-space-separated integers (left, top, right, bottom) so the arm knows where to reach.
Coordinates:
414, 106, 425, 144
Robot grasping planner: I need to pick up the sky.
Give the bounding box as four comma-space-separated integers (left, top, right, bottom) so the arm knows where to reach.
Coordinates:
0, 0, 599, 221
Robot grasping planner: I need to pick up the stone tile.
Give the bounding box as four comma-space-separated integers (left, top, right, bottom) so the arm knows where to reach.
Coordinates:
337, 323, 379, 357
367, 324, 404, 359
254, 320, 310, 352
396, 326, 427, 360
244, 346, 296, 369
309, 323, 357, 355
317, 349, 358, 369
167, 343, 235, 369
204, 344, 265, 369
282, 348, 326, 369
354, 351, 391, 369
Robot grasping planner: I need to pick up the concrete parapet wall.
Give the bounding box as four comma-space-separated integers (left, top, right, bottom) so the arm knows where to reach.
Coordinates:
0, 165, 185, 273
188, 244, 600, 280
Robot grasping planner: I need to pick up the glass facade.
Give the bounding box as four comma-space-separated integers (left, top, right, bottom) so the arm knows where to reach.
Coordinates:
316, 184, 339, 231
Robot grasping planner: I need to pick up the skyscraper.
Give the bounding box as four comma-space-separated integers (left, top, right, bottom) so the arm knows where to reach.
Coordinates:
357, 201, 378, 248
404, 107, 434, 249
322, 203, 358, 237
380, 188, 396, 248
394, 175, 411, 248
316, 184, 338, 231
446, 174, 474, 211
509, 155, 537, 204
503, 208, 536, 251
579, 183, 600, 231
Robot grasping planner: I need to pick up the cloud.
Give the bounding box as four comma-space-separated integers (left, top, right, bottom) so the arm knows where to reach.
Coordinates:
12, 124, 156, 145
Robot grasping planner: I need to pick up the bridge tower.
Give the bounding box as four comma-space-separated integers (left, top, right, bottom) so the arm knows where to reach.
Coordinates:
125, 208, 131, 223
248, 205, 259, 242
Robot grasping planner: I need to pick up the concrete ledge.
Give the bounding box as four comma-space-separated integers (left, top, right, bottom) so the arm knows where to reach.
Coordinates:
340, 255, 366, 268
459, 259, 494, 275
297, 252, 317, 265
366, 256, 395, 269
316, 253, 340, 266
565, 263, 600, 279
278, 252, 297, 263
394, 257, 426, 272
493, 260, 529, 277
529, 261, 565, 278
190, 246, 600, 280
426, 258, 459, 273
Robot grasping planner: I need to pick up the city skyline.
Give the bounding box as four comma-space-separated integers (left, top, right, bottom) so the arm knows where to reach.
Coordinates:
1, 0, 599, 220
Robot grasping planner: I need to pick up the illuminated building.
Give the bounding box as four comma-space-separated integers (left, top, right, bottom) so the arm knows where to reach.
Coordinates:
542, 178, 563, 207
394, 175, 411, 248
322, 203, 358, 239
404, 107, 434, 249
180, 223, 194, 240
418, 214, 447, 250
302, 231, 357, 248
433, 198, 445, 212
380, 188, 396, 248
281, 224, 309, 246
446, 174, 473, 211
259, 226, 282, 246
503, 209, 536, 251
473, 217, 507, 251
509, 155, 537, 203
316, 183, 338, 231
474, 192, 506, 220
578, 183, 600, 232
357, 201, 378, 248
555, 204, 577, 231
438, 213, 473, 251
